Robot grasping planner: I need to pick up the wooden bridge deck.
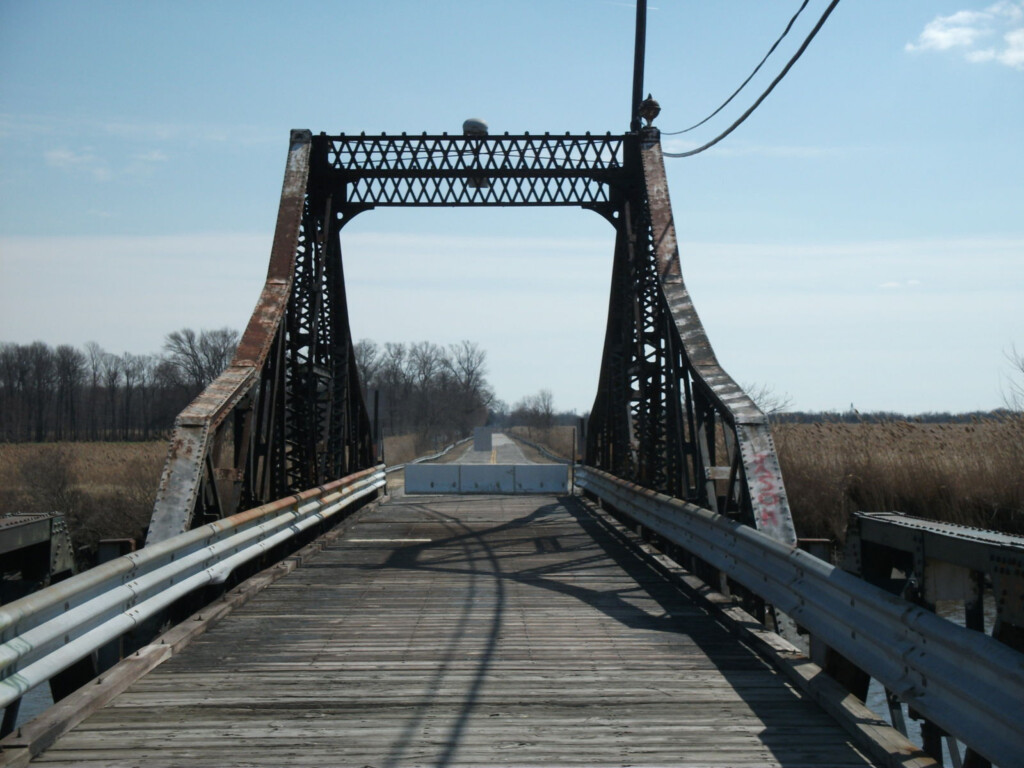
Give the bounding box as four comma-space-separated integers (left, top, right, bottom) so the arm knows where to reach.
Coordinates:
30, 493, 881, 767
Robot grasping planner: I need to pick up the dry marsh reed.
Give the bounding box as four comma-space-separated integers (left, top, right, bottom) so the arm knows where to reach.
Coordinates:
0, 435, 443, 559
0, 442, 167, 559
7, 417, 1018, 556
517, 417, 1023, 543
382, 434, 420, 467
383, 433, 470, 466
773, 416, 1024, 541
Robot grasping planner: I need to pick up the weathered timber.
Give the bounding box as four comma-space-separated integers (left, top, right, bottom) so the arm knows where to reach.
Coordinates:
22, 494, 902, 767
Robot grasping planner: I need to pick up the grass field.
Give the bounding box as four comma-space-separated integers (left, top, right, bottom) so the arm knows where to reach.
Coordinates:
4, 417, 1020, 556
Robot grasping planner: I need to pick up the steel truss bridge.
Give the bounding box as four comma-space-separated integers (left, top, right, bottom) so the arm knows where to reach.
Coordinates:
2, 127, 1022, 768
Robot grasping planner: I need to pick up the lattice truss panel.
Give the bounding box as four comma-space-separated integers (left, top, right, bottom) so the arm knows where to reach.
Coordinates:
585, 136, 797, 547
318, 133, 628, 209
149, 128, 794, 553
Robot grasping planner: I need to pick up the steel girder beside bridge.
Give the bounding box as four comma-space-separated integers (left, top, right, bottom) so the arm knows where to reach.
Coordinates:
148, 127, 795, 550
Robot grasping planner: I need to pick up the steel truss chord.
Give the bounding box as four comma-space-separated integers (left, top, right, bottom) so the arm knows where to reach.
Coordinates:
586, 129, 796, 547
148, 131, 377, 543
149, 124, 793, 557
324, 133, 627, 173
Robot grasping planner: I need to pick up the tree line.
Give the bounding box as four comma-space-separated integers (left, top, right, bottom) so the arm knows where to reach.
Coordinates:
355, 339, 495, 447
354, 340, 584, 448
0, 329, 238, 443
1, 329, 578, 447
489, 389, 582, 431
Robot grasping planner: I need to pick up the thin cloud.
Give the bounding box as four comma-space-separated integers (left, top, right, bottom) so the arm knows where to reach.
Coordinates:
132, 150, 169, 163
878, 279, 923, 290
44, 147, 111, 181
1, 113, 277, 146
43, 145, 169, 181
906, 2, 1024, 70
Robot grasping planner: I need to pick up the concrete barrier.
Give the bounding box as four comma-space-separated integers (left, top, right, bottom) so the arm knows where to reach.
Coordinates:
514, 464, 568, 493
461, 465, 515, 493
403, 464, 569, 494
404, 464, 460, 493
473, 427, 493, 452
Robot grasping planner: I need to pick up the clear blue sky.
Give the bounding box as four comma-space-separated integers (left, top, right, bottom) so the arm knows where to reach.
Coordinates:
1, 1, 1021, 414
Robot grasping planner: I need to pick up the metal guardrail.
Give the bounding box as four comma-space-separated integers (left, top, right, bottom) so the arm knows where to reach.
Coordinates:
507, 434, 572, 465
384, 437, 472, 474
0, 466, 385, 712
575, 466, 1024, 768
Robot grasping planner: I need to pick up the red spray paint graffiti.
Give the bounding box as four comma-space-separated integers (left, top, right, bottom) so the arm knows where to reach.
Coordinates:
751, 452, 781, 529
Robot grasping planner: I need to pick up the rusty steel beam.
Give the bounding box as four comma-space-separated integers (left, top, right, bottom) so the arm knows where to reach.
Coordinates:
640, 134, 795, 544
585, 127, 796, 547
148, 130, 377, 544
148, 123, 794, 559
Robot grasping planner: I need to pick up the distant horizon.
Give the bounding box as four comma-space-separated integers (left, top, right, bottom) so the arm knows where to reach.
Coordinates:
2, 332, 1019, 423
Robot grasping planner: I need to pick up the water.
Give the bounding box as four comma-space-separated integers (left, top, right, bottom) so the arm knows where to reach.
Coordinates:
10, 683, 53, 731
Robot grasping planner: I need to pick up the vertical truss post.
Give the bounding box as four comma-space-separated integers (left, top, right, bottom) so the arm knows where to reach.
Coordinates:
148, 131, 377, 543
148, 124, 792, 553
587, 127, 797, 547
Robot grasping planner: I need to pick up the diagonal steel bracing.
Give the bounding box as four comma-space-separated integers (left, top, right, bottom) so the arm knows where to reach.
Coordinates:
586, 130, 796, 546
148, 125, 795, 556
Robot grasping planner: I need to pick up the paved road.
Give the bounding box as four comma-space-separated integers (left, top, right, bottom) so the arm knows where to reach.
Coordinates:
456, 433, 530, 465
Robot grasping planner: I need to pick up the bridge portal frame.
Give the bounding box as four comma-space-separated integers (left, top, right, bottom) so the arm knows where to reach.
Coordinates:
148, 126, 795, 554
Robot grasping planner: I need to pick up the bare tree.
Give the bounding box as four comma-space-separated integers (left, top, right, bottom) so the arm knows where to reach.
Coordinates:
448, 341, 488, 398
354, 339, 380, 390
121, 353, 145, 440
1004, 345, 1024, 413
198, 328, 239, 382
54, 344, 86, 440
101, 352, 122, 439
163, 327, 239, 393
0, 342, 29, 440
510, 390, 556, 435
446, 341, 493, 435
535, 389, 555, 429
135, 354, 160, 440
84, 342, 106, 440
743, 381, 794, 418
25, 342, 56, 441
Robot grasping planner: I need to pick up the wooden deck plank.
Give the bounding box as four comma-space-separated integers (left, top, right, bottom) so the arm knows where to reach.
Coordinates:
27, 494, 881, 767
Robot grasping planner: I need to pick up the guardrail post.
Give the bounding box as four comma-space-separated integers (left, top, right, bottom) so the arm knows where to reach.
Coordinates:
0, 697, 19, 738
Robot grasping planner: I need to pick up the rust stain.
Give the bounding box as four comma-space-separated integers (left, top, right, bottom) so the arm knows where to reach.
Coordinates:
640, 137, 682, 284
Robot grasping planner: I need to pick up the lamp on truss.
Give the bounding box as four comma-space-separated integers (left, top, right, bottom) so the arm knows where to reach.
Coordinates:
638, 94, 661, 128
463, 118, 490, 189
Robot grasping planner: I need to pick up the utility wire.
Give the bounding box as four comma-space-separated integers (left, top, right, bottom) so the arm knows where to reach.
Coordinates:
662, 0, 810, 136
664, 0, 841, 159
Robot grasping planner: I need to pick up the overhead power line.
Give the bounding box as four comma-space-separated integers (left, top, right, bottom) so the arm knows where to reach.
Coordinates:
661, 0, 810, 137
663, 0, 842, 159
